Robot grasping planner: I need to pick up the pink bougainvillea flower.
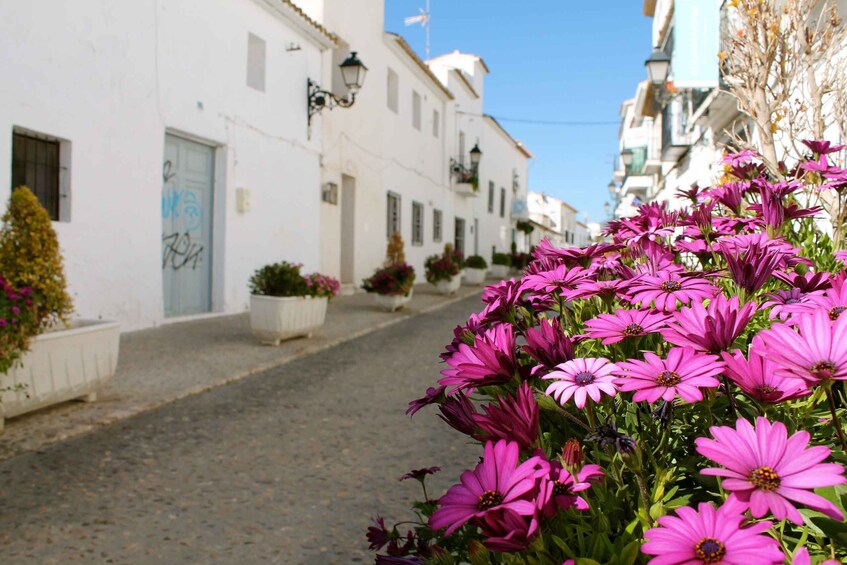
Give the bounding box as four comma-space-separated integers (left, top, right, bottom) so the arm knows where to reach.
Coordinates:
440, 324, 518, 393
721, 337, 809, 403
628, 271, 717, 311
429, 440, 550, 536
473, 382, 539, 450
583, 308, 670, 345
660, 294, 756, 354
761, 288, 817, 321
543, 358, 619, 409
613, 347, 723, 403
540, 459, 603, 517
757, 309, 847, 383
641, 496, 783, 565
522, 318, 575, 375
696, 417, 846, 524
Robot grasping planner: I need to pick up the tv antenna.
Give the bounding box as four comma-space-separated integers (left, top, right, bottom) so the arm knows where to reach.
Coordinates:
404, 0, 432, 60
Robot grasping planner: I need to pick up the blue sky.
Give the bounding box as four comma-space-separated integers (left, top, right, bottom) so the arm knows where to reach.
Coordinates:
383, 1, 653, 224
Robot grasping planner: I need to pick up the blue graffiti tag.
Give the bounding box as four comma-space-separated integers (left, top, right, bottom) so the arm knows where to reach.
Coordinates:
162, 189, 203, 233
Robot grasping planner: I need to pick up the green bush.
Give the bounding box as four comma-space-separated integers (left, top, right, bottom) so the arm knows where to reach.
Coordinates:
0, 186, 73, 332
249, 262, 309, 297
465, 255, 488, 269
491, 252, 510, 266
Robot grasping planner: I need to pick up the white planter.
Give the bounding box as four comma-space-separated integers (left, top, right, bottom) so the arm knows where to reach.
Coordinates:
491, 264, 509, 279
0, 320, 121, 430
463, 268, 487, 285
250, 294, 328, 345
454, 183, 479, 197
374, 288, 413, 312
435, 275, 462, 295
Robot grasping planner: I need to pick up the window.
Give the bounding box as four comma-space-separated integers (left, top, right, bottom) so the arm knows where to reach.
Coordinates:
433, 209, 442, 242
12, 131, 65, 221
412, 91, 421, 130
246, 33, 266, 92
454, 217, 465, 255
387, 68, 399, 113
500, 187, 506, 218
386, 192, 401, 238
432, 109, 440, 137
412, 201, 423, 245
488, 181, 495, 213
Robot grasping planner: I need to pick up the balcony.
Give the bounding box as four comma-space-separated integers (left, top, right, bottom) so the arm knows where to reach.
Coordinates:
621, 172, 654, 197
661, 96, 694, 161
450, 158, 479, 197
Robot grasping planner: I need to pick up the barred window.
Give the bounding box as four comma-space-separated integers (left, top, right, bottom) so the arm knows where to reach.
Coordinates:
387, 192, 401, 238
433, 209, 442, 242
12, 132, 62, 221
412, 201, 423, 245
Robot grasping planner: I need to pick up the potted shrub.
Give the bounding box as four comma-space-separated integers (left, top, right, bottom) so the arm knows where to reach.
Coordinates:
425, 243, 462, 295
248, 261, 339, 345
463, 255, 488, 285
362, 232, 416, 312
491, 252, 510, 278
0, 187, 120, 431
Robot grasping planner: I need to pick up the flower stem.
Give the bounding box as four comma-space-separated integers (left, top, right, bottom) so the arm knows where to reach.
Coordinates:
825, 384, 847, 453
635, 472, 653, 527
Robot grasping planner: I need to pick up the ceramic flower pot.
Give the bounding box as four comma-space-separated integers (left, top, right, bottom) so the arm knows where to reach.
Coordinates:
374, 288, 414, 312
249, 295, 328, 345
0, 319, 121, 431
435, 275, 462, 295
463, 268, 487, 285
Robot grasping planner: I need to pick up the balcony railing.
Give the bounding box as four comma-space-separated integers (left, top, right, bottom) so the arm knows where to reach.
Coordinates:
661, 95, 694, 161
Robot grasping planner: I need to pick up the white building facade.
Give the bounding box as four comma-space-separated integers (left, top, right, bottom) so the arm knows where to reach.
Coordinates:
527, 191, 587, 248
1, 0, 335, 331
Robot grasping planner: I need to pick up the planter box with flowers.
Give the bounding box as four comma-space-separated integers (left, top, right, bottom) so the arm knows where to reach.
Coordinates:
463, 255, 488, 285
0, 187, 117, 430
363, 232, 416, 312
248, 262, 339, 345
490, 252, 510, 279
425, 244, 463, 295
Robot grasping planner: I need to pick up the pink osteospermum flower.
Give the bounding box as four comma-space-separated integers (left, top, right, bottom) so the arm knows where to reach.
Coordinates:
836, 250, 847, 265
721, 338, 810, 403
520, 265, 589, 297
761, 288, 818, 321
429, 440, 550, 537
613, 347, 723, 403
642, 496, 783, 565
757, 309, 847, 384
791, 547, 841, 565
543, 358, 619, 409
807, 276, 847, 321
696, 417, 846, 524
583, 308, 671, 345
473, 382, 539, 450
439, 323, 518, 393
660, 294, 757, 354
627, 271, 718, 311
540, 460, 603, 517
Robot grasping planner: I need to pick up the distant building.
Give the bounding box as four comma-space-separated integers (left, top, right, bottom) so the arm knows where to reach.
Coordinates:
526, 191, 588, 248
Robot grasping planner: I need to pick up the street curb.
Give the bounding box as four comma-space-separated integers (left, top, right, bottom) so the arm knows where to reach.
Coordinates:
0, 287, 482, 460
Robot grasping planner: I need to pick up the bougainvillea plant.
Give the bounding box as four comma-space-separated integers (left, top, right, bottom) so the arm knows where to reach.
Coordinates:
368, 144, 847, 564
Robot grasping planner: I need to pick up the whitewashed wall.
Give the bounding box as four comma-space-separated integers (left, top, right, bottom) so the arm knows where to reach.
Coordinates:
0, 0, 328, 330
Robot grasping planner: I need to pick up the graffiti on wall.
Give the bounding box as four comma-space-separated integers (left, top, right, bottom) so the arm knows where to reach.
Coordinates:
162, 232, 204, 271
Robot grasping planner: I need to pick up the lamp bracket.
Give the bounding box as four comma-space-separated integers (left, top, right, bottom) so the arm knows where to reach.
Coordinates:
308, 79, 356, 126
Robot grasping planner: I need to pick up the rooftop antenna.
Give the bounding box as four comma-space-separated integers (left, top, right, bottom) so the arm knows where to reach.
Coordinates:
404, 0, 431, 60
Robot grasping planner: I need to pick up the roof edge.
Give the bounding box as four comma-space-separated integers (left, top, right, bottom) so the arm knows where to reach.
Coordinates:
483, 114, 533, 159
384, 32, 454, 101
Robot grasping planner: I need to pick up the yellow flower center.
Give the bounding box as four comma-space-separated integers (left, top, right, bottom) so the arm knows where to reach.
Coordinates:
750, 465, 780, 491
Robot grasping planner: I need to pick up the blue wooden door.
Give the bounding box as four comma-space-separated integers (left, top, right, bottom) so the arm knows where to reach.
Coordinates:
162, 135, 214, 317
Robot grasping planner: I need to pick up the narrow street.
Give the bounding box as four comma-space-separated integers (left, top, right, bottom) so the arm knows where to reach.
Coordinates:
0, 296, 481, 565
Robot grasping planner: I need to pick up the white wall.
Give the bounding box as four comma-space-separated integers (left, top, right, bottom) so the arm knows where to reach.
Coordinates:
0, 0, 327, 330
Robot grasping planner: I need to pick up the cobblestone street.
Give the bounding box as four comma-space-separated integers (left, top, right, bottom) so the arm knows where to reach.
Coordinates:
0, 295, 482, 564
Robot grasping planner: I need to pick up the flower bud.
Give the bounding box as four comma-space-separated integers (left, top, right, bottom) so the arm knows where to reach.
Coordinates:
562, 438, 583, 469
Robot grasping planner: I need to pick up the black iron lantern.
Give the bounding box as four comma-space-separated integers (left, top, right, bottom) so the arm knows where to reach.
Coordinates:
339, 51, 368, 93
645, 48, 671, 87
469, 143, 482, 167
308, 51, 368, 126
621, 148, 634, 166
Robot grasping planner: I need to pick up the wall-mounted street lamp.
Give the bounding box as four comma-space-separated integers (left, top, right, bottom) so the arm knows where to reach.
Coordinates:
607, 180, 618, 195
450, 142, 482, 182
645, 48, 671, 88
621, 148, 634, 167
308, 51, 368, 126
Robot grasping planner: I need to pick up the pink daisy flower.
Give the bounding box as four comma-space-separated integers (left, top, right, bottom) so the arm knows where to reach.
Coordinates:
429, 440, 550, 536
440, 323, 518, 393
757, 309, 847, 383
540, 460, 603, 517
543, 358, 619, 409
473, 382, 539, 450
721, 337, 810, 403
791, 547, 841, 565
761, 288, 818, 321
628, 271, 718, 311
642, 496, 783, 565
836, 250, 847, 265
520, 265, 589, 297
660, 294, 757, 354
613, 347, 723, 403
807, 276, 847, 321
583, 308, 671, 345
696, 417, 846, 524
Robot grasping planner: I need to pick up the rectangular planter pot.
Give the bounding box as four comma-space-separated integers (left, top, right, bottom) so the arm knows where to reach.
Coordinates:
463, 268, 487, 285
250, 295, 328, 345
490, 264, 509, 279
374, 288, 413, 312
0, 320, 121, 431
435, 275, 462, 295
